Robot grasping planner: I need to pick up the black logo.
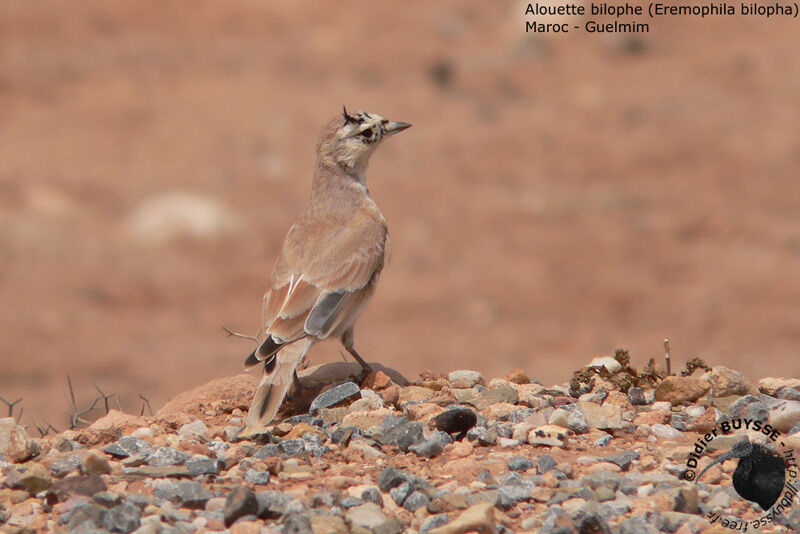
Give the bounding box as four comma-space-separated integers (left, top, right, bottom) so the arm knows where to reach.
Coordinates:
695, 438, 785, 510
682, 418, 798, 530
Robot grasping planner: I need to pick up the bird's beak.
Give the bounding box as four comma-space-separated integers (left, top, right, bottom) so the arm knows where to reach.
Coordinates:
384, 121, 411, 136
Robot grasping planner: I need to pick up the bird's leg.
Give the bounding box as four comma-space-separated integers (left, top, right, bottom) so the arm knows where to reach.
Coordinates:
342, 329, 373, 381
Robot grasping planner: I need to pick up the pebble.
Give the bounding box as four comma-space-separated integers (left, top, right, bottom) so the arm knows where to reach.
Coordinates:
153, 481, 212, 509
223, 487, 258, 527
651, 424, 683, 439
507, 456, 533, 472
434, 407, 477, 436
178, 420, 208, 439
448, 370, 484, 389
105, 436, 154, 459
309, 382, 361, 414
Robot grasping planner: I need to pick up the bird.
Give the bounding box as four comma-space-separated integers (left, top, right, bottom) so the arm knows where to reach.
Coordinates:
695, 438, 786, 510
240, 107, 410, 434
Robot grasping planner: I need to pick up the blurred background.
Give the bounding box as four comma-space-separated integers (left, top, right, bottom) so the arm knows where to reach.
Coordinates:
1, 1, 799, 427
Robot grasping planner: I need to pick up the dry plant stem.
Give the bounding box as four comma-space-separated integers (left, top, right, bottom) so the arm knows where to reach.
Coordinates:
664, 339, 672, 376
93, 382, 117, 415
138, 390, 154, 416
66, 374, 102, 429
0, 395, 22, 418
222, 326, 261, 343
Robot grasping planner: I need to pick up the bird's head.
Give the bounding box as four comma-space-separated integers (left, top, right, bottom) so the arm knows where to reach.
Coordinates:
317, 107, 411, 176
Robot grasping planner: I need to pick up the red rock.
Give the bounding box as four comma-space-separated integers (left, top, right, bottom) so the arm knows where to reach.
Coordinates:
362, 370, 392, 390
505, 369, 530, 384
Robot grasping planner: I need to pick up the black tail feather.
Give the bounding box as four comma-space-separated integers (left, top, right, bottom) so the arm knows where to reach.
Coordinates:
243, 336, 282, 370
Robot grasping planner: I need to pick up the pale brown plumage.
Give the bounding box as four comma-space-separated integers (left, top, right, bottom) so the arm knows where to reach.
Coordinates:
242, 108, 410, 433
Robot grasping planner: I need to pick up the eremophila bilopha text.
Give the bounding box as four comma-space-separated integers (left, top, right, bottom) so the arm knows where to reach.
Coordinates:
242, 108, 410, 433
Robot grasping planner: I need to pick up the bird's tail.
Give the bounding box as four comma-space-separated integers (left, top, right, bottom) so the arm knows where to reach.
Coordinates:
243, 338, 312, 434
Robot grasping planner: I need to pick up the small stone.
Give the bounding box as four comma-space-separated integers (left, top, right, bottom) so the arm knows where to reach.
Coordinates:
409, 438, 445, 458
186, 457, 220, 476
377, 467, 412, 492
421, 514, 450, 533
404, 490, 430, 512
345, 502, 390, 531
467, 383, 518, 410
103, 501, 141, 533
398, 385, 436, 404
104, 436, 154, 459
651, 424, 683, 439
93, 491, 122, 507
154, 481, 212, 509
244, 470, 271, 485
361, 487, 383, 506
178, 420, 208, 439
331, 426, 361, 445
496, 485, 531, 510
434, 408, 477, 437
536, 454, 557, 474
702, 366, 755, 397
673, 486, 699, 513
767, 400, 800, 432
82, 451, 112, 475
528, 425, 570, 448
0, 417, 37, 463
46, 474, 107, 504
428, 502, 494, 534
507, 456, 533, 472
278, 439, 306, 455
466, 425, 496, 446
618, 517, 657, 534
448, 370, 484, 389
505, 369, 530, 384
588, 356, 622, 374
6, 462, 53, 494
594, 435, 611, 447
602, 450, 638, 470
224, 487, 258, 527
628, 387, 646, 405
579, 401, 623, 430
146, 447, 189, 466
255, 491, 290, 519
309, 382, 361, 414
50, 455, 83, 478
654, 376, 711, 405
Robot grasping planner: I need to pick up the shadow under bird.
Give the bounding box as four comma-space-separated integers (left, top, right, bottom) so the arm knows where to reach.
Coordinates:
240, 107, 411, 435
695, 438, 786, 511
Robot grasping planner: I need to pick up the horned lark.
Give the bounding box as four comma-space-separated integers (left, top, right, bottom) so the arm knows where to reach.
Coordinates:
242, 107, 410, 432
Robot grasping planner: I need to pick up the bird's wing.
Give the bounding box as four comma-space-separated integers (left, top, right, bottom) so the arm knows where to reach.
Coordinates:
261, 213, 387, 344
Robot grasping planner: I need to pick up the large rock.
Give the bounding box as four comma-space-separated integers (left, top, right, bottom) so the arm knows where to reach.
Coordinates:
579, 401, 624, 430
757, 377, 800, 396
0, 417, 37, 463
654, 376, 710, 405
6, 463, 53, 494
87, 410, 146, 434
767, 400, 800, 433
701, 366, 756, 397
157, 374, 257, 419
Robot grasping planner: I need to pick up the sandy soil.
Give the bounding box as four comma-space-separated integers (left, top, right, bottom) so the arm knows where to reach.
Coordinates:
1, 0, 799, 426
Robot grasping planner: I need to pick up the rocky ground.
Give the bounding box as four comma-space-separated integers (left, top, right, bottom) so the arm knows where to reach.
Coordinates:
2, 355, 800, 534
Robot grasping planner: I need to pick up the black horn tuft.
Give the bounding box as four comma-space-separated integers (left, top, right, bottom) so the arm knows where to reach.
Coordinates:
342, 106, 358, 124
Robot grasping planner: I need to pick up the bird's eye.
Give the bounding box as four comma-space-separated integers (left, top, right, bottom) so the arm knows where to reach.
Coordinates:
360, 129, 373, 139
